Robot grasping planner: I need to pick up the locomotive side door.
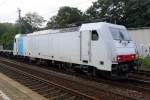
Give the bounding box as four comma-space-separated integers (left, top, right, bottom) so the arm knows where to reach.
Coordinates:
80, 30, 91, 63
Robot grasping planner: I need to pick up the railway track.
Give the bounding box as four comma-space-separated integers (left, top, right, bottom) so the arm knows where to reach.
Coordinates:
129, 69, 150, 82
0, 62, 96, 100
0, 57, 150, 100
130, 70, 150, 76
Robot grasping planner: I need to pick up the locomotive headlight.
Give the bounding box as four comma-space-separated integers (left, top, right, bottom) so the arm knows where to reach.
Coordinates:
131, 55, 135, 58
115, 56, 122, 63
117, 56, 121, 60
131, 54, 136, 59
116, 55, 123, 62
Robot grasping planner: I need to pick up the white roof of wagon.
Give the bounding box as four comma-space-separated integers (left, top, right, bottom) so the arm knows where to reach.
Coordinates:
15, 34, 27, 38
28, 29, 59, 36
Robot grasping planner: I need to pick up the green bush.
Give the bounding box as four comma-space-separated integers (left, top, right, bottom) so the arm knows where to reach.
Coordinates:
138, 57, 150, 68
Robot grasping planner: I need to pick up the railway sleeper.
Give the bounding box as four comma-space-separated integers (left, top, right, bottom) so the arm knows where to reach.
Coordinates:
23, 81, 43, 87
7, 75, 39, 84
23, 79, 40, 83
56, 93, 77, 100
49, 92, 69, 100
37, 87, 56, 94
27, 83, 47, 88
43, 90, 62, 97
32, 85, 51, 91
67, 96, 78, 100
47, 92, 68, 99
17, 77, 40, 82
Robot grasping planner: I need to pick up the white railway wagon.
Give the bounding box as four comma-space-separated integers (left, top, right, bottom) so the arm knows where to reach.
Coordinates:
13, 22, 136, 79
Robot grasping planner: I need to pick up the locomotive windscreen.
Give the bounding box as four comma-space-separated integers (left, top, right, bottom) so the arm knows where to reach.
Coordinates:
109, 27, 131, 41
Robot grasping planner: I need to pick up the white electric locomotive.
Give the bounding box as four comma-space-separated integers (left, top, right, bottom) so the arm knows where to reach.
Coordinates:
13, 22, 137, 79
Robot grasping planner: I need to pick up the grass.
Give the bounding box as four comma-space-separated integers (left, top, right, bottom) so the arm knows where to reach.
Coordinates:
138, 57, 150, 69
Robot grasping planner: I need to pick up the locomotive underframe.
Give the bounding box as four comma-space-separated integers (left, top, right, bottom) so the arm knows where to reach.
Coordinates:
111, 61, 137, 79
0, 51, 137, 80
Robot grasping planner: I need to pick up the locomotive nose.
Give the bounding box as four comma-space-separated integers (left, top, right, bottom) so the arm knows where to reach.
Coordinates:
113, 39, 136, 58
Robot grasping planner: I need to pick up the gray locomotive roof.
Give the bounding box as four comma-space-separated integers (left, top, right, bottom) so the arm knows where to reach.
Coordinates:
21, 22, 108, 36
28, 26, 80, 36
15, 22, 125, 37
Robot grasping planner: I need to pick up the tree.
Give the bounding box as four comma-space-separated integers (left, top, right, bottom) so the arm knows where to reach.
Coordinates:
86, 0, 150, 28
125, 0, 150, 27
86, 0, 127, 24
0, 23, 16, 36
47, 6, 87, 28
1, 32, 16, 50
16, 18, 32, 34
0, 23, 18, 49
17, 12, 45, 33
46, 16, 58, 28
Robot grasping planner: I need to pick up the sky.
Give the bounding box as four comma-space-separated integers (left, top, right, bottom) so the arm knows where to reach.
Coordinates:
0, 0, 96, 23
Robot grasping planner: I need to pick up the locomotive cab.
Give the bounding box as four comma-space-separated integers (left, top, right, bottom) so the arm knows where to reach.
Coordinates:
99, 23, 136, 79
80, 22, 137, 79
110, 27, 136, 79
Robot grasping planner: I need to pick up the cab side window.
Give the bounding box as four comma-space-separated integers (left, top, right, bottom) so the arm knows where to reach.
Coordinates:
92, 30, 99, 41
